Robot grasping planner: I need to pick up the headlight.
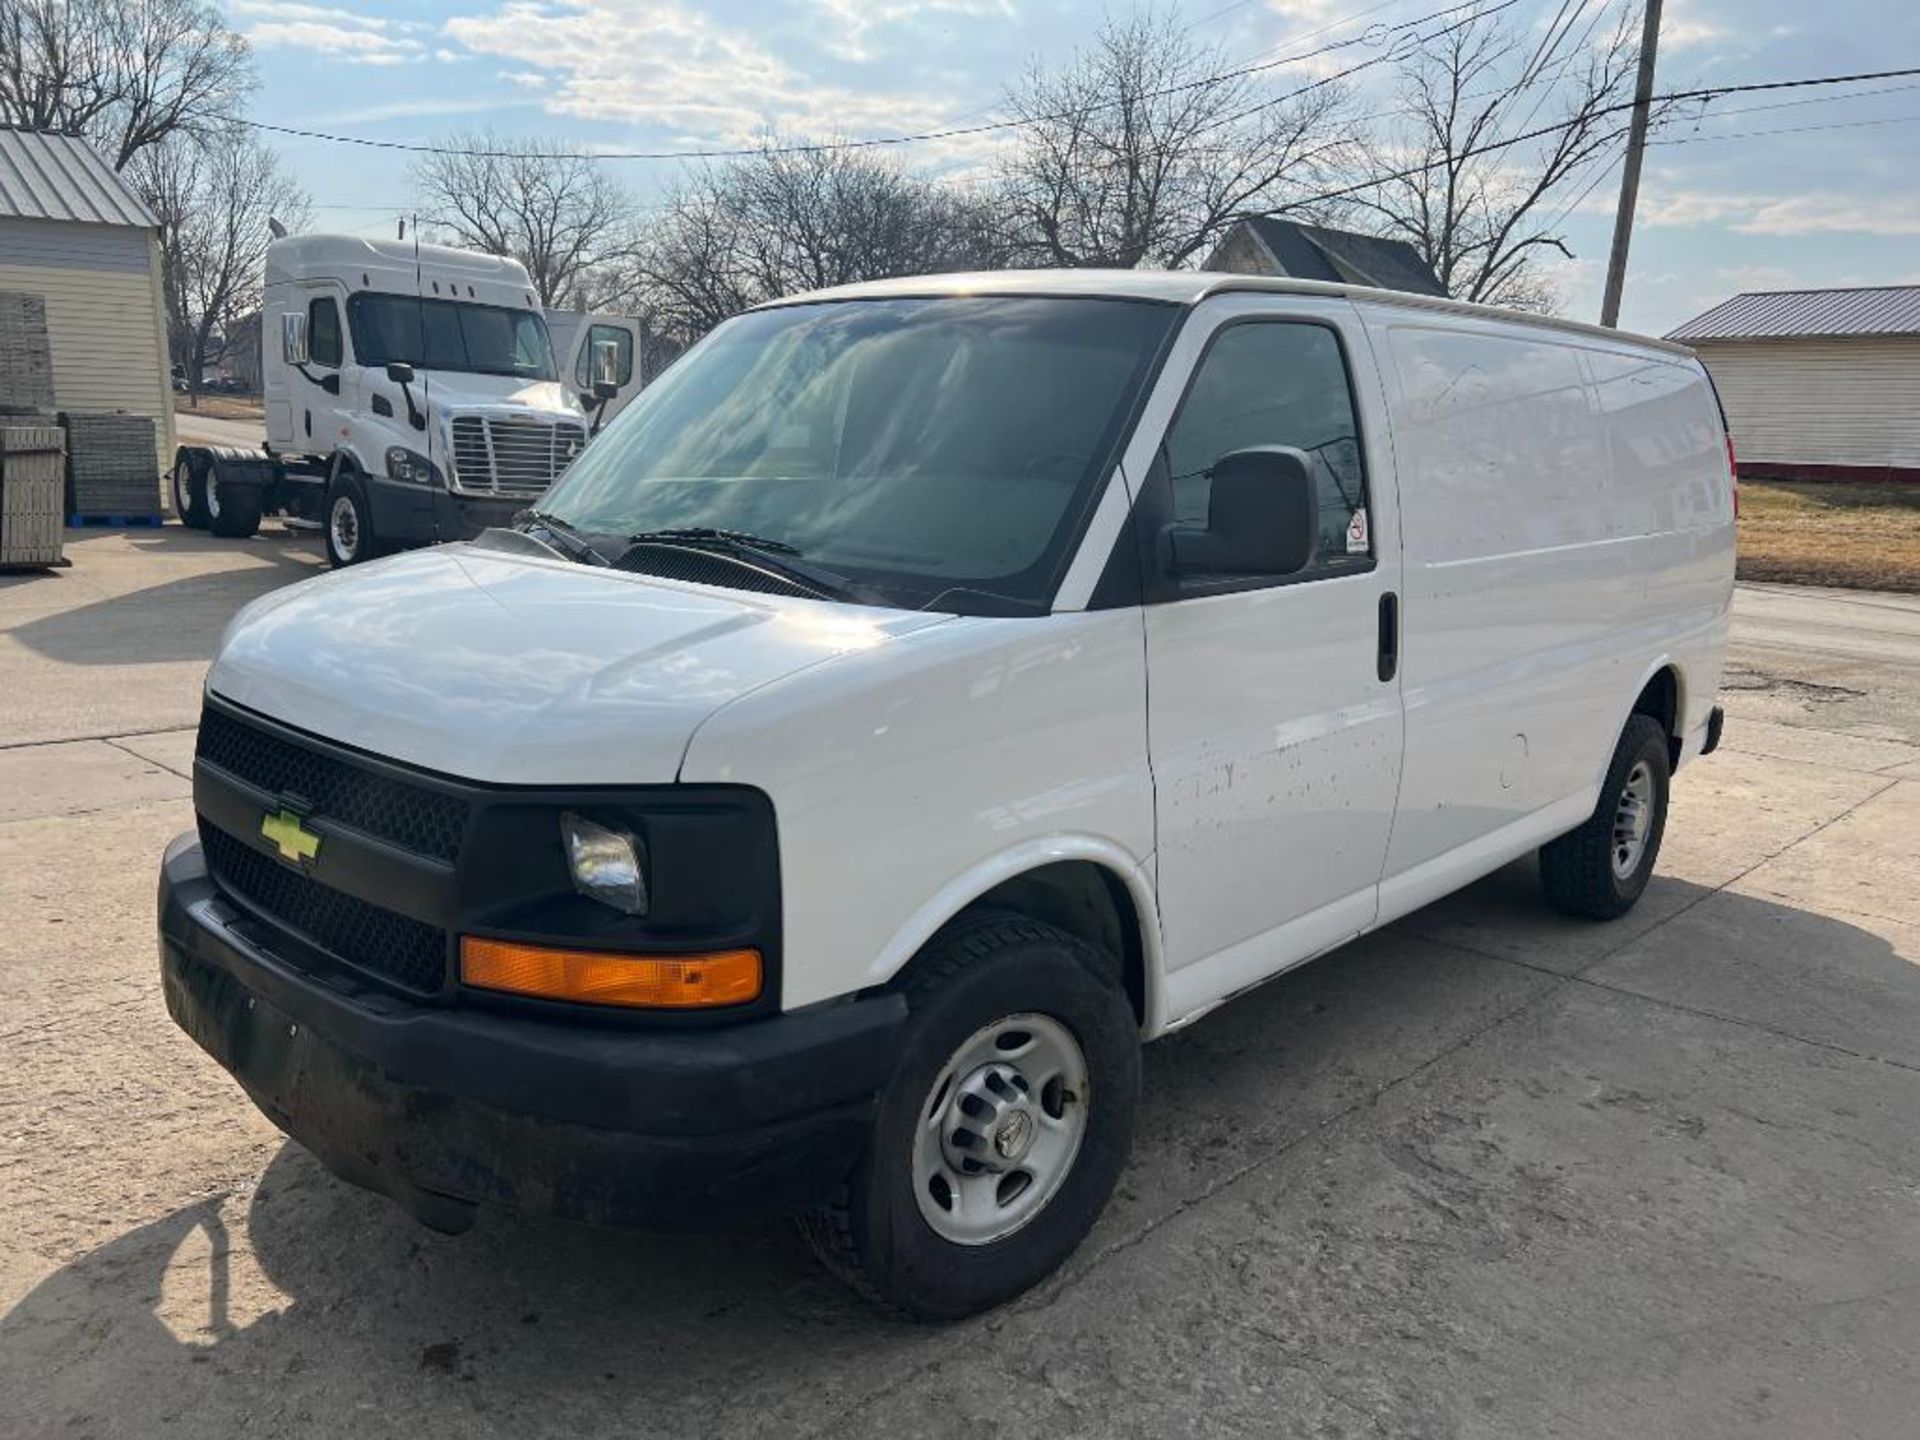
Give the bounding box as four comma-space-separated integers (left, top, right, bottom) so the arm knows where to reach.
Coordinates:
385, 446, 439, 485
561, 812, 649, 915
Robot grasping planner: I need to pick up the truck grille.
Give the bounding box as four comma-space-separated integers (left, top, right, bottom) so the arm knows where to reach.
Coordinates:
200, 821, 449, 995
197, 707, 469, 862
450, 415, 588, 495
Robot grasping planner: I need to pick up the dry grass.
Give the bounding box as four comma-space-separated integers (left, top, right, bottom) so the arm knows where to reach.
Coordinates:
1738, 481, 1920, 593
172, 394, 264, 421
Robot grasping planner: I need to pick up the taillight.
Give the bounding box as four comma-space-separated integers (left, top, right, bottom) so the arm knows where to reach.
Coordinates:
1726, 433, 1740, 518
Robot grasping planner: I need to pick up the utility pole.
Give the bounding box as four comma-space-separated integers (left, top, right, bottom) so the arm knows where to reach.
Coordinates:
1600, 0, 1663, 328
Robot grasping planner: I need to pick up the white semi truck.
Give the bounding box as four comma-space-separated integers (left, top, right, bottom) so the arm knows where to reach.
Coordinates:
170, 235, 622, 566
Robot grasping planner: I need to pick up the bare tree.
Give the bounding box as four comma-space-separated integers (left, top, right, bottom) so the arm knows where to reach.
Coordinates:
134, 125, 309, 401
1353, 2, 1653, 311
411, 132, 631, 308
0, 0, 252, 171
623, 144, 1010, 353
996, 7, 1353, 270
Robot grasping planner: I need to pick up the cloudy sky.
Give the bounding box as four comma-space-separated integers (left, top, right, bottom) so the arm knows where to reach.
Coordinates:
226, 0, 1920, 335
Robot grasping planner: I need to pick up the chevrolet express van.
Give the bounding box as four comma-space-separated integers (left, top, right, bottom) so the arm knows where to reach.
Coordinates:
159, 271, 1734, 1319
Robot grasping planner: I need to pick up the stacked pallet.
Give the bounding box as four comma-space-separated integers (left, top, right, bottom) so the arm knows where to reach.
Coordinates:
0, 425, 66, 570
0, 293, 57, 415
62, 412, 162, 523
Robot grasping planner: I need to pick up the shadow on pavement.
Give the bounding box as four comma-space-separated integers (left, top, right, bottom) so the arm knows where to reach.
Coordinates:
3, 878, 1915, 1438
6, 531, 322, 667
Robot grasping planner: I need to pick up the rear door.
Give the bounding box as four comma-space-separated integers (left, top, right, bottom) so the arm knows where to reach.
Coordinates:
1138, 296, 1405, 1020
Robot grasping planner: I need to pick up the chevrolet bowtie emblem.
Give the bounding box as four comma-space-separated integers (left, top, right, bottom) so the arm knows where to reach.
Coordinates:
261, 808, 321, 865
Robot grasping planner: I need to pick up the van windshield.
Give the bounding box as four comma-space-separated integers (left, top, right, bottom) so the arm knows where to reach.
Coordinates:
537, 296, 1178, 612
348, 294, 556, 381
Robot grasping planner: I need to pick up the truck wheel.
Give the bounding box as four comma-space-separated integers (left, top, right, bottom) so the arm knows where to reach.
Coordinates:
1540, 714, 1671, 920
801, 915, 1140, 1320
171, 453, 209, 529
324, 463, 381, 568
205, 457, 263, 538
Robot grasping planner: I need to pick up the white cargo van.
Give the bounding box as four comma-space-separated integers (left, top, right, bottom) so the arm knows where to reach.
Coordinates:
170, 236, 602, 565
159, 271, 1734, 1319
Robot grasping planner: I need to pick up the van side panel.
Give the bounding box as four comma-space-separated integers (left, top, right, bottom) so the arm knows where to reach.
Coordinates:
1584, 343, 1736, 752
1368, 309, 1733, 889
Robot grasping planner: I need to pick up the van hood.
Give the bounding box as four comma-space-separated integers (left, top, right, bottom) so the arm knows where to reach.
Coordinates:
206, 545, 950, 785
419, 373, 578, 418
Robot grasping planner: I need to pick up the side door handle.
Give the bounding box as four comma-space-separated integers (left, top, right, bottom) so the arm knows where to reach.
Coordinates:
1378, 591, 1399, 683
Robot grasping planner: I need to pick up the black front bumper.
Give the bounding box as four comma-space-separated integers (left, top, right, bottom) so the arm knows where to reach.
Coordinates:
158, 834, 904, 1232
365, 476, 531, 545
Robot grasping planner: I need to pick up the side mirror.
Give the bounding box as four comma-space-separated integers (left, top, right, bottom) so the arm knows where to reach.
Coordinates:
385, 361, 416, 385
591, 338, 621, 399
1167, 446, 1319, 578
281, 312, 308, 366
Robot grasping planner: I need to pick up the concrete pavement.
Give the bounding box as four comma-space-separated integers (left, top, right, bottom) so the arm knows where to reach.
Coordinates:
2, 533, 1917, 1439
172, 411, 266, 451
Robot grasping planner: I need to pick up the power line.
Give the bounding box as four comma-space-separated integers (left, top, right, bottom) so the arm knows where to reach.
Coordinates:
239, 0, 1522, 162
1262, 64, 1920, 211
1653, 109, 1920, 144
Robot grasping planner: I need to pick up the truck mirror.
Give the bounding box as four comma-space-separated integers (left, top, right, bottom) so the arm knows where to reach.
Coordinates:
281, 312, 308, 366
385, 361, 416, 385
591, 338, 622, 398
1167, 446, 1319, 578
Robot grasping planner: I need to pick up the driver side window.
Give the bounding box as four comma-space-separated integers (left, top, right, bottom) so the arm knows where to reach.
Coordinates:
308, 296, 343, 369
1163, 321, 1371, 576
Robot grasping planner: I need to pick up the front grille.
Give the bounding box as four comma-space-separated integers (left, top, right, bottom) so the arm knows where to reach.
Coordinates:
201, 821, 449, 994
450, 415, 588, 494
197, 707, 469, 863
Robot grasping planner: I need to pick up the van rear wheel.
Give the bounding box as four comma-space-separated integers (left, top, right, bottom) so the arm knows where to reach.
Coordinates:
801, 915, 1140, 1320
1540, 714, 1671, 920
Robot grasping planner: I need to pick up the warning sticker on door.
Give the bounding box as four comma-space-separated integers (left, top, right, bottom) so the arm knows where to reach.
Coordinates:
1346, 506, 1370, 554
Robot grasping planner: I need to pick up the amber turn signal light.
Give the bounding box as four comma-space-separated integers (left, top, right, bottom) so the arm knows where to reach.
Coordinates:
459, 937, 762, 1009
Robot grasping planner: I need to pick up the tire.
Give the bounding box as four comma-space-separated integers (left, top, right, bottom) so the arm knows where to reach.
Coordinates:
205, 457, 263, 538
1540, 714, 1671, 920
801, 915, 1140, 1320
171, 453, 209, 529
324, 461, 381, 568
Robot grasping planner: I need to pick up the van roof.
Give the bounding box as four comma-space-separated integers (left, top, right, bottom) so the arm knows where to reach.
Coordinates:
755, 269, 1696, 358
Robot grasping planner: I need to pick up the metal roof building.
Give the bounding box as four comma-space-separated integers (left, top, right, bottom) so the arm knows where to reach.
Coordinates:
1668, 286, 1920, 482
0, 126, 175, 480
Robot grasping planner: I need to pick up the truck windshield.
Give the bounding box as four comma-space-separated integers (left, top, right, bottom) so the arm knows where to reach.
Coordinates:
537, 296, 1178, 612
348, 294, 556, 381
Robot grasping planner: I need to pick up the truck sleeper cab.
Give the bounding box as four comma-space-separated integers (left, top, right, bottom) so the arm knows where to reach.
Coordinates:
170, 235, 592, 564
158, 270, 1736, 1320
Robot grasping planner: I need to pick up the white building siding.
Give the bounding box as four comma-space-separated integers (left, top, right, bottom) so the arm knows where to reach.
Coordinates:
0, 217, 176, 476
1693, 336, 1920, 472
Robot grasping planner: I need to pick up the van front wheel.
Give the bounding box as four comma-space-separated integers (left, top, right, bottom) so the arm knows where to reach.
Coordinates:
1540, 714, 1671, 919
802, 916, 1140, 1320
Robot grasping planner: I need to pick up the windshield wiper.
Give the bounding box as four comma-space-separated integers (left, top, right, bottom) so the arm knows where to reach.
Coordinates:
626, 526, 803, 555
515, 509, 608, 566
620, 528, 877, 603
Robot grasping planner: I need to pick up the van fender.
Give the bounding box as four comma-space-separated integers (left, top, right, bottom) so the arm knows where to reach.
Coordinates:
859, 833, 1168, 1035
1597, 652, 1689, 789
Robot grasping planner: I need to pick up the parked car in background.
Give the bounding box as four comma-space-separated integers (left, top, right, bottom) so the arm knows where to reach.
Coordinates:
158, 270, 1735, 1319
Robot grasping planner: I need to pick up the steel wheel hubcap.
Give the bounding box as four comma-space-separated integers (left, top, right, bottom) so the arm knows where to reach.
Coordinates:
205, 473, 221, 518
912, 1013, 1090, 1246
174, 463, 192, 513
1611, 759, 1654, 879
330, 495, 359, 559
